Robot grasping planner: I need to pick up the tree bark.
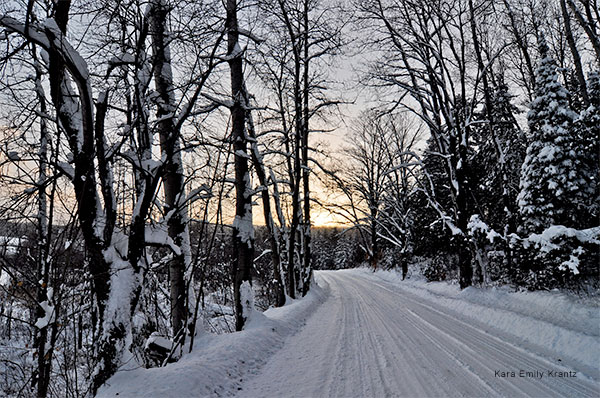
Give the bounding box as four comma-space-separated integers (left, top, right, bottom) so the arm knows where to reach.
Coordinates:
32, 46, 53, 398
276, 0, 302, 300
150, 0, 189, 339
246, 107, 285, 307
227, 0, 254, 331
560, 0, 590, 106
301, 0, 312, 296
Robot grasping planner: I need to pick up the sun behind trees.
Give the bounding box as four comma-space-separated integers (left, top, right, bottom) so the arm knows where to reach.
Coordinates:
0, 0, 599, 396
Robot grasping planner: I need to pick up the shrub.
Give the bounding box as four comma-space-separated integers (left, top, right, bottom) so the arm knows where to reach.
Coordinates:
423, 255, 448, 282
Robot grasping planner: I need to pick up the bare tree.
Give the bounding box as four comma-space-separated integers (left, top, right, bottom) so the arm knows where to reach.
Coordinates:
1, 0, 225, 391
566, 0, 600, 66
226, 0, 254, 331
253, 0, 345, 298
327, 111, 421, 273
333, 111, 395, 269
357, 0, 488, 287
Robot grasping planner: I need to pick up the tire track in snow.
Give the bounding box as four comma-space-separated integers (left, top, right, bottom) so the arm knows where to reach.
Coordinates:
356, 273, 599, 397
341, 272, 496, 397
323, 272, 394, 397
350, 274, 541, 396
344, 275, 453, 396
236, 271, 600, 398
363, 275, 599, 396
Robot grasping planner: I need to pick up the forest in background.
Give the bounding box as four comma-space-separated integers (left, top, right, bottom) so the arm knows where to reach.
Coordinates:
0, 0, 598, 396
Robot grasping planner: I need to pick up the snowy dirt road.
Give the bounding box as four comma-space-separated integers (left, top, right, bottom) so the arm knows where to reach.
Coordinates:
237, 270, 599, 398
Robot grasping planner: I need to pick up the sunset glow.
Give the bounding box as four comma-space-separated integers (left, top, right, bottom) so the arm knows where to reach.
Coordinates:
311, 209, 347, 227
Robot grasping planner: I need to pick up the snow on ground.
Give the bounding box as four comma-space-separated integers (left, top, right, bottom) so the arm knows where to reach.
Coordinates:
0, 235, 25, 256
238, 270, 599, 398
359, 267, 600, 373
99, 269, 599, 398
97, 282, 326, 398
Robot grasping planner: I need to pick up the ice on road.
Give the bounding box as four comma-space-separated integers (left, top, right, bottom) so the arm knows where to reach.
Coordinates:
237, 270, 599, 398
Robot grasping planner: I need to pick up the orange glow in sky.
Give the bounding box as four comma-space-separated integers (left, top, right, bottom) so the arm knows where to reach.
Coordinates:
311, 209, 346, 227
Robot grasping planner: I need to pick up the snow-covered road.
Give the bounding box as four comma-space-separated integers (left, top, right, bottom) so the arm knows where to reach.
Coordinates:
237, 270, 599, 398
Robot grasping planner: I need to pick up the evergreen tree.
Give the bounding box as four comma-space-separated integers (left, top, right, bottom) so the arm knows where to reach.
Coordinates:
564, 69, 587, 113
472, 82, 526, 233
411, 136, 454, 257
468, 81, 527, 284
517, 35, 585, 234
575, 71, 600, 226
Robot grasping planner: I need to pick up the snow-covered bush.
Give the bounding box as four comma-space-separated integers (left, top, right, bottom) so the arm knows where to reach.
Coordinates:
468, 213, 600, 290
513, 226, 600, 290
467, 214, 511, 284
423, 255, 448, 282
485, 250, 511, 283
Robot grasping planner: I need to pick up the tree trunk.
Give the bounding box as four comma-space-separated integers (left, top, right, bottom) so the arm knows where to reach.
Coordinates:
246, 107, 285, 307
287, 67, 302, 300
370, 209, 378, 271
271, 169, 289, 298
301, 0, 312, 296
32, 47, 53, 398
227, 0, 254, 331
277, 0, 302, 300
39, 3, 134, 391
150, 0, 189, 340
45, 1, 111, 331
560, 0, 589, 106
454, 125, 473, 289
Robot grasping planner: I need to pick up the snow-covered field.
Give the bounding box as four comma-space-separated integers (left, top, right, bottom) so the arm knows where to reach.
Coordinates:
99, 269, 599, 397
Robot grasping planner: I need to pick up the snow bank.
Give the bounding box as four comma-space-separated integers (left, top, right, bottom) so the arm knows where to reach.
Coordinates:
97, 277, 327, 398
0, 235, 25, 256
353, 268, 600, 378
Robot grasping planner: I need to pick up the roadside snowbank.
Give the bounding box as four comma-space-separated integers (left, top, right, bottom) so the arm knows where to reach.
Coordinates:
97, 276, 328, 398
353, 268, 600, 378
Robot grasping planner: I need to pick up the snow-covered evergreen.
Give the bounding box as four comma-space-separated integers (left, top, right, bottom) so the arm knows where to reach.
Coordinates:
575, 71, 600, 225
517, 35, 585, 234
472, 81, 526, 232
